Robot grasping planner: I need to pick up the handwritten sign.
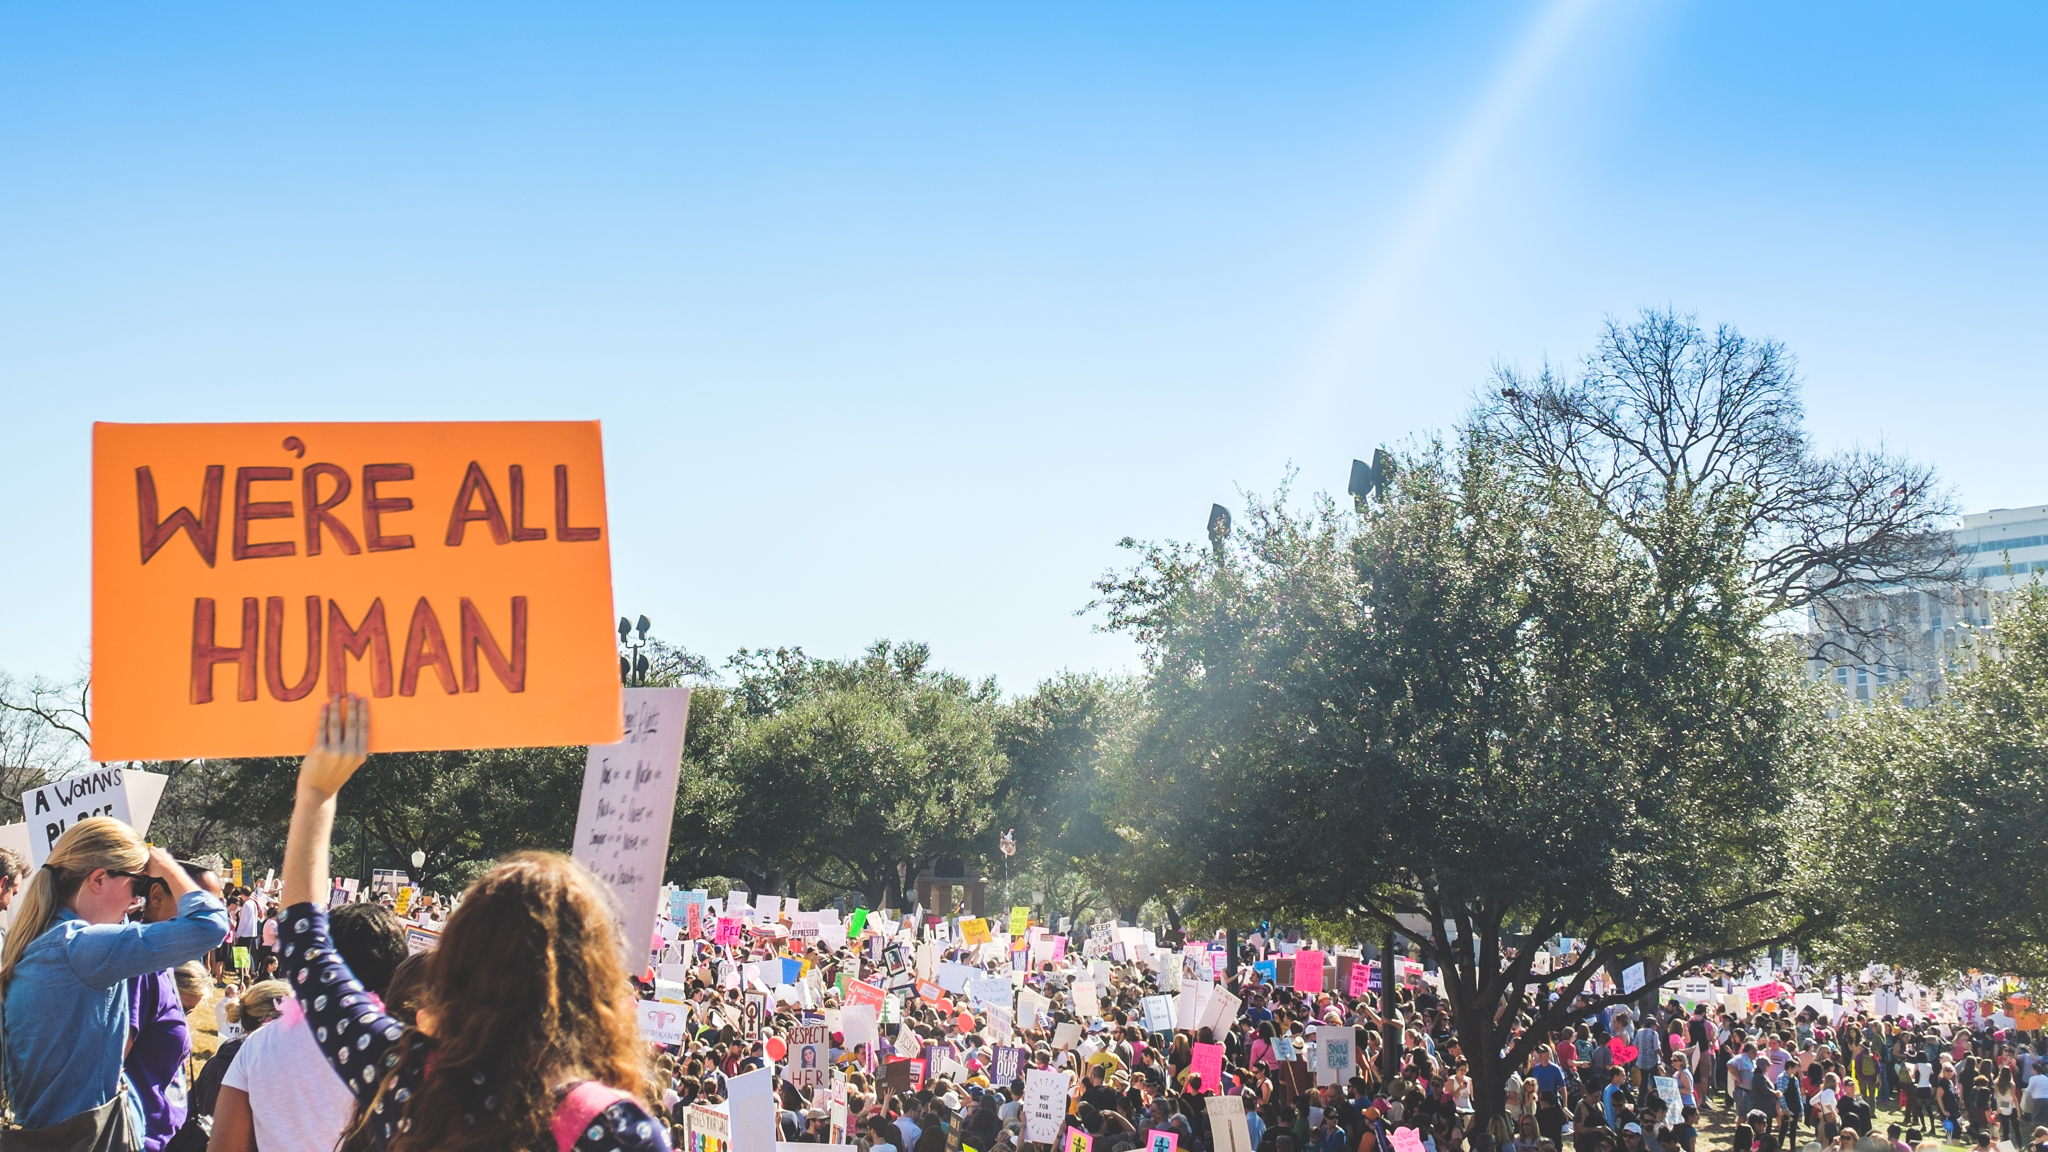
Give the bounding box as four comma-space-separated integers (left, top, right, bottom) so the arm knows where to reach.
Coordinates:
639, 1000, 688, 1046
1392, 1128, 1425, 1152
1022, 1069, 1069, 1143
90, 421, 621, 760
1315, 1024, 1354, 1085
992, 1045, 1027, 1086
21, 767, 133, 868
787, 1024, 831, 1089
572, 687, 692, 972
1208, 1095, 1252, 1152
1065, 1129, 1093, 1152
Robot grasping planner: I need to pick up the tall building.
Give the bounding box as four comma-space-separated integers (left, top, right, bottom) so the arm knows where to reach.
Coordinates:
1807, 503, 2048, 704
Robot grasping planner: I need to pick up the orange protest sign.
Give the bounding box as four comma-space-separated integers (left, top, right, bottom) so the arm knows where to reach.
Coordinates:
92, 422, 623, 760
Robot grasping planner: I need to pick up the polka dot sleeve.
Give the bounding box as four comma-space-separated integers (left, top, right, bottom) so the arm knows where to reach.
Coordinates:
572, 1099, 672, 1151
280, 902, 409, 1107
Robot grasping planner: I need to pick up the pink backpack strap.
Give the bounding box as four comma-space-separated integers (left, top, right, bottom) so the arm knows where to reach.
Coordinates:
553, 1081, 637, 1152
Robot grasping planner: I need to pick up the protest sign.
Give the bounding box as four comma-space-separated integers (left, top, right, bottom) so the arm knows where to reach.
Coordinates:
961, 917, 993, 946
787, 1024, 830, 1089
1065, 1129, 1093, 1152
21, 766, 133, 867
728, 1067, 778, 1152
1293, 949, 1325, 993
572, 687, 691, 971
1200, 988, 1242, 1037
404, 924, 441, 954
1147, 1132, 1179, 1152
1654, 1076, 1682, 1125
841, 1003, 879, 1054
1207, 1095, 1253, 1152
1392, 1129, 1426, 1152
688, 1105, 731, 1152
992, 1044, 1027, 1086
1010, 906, 1030, 935
639, 1000, 688, 1046
1621, 962, 1646, 995
1071, 979, 1100, 1017
1348, 961, 1373, 997
1052, 1022, 1084, 1050
1314, 1024, 1354, 1086
966, 976, 1013, 1011
1142, 994, 1176, 1034
1747, 981, 1789, 1006
1177, 981, 1210, 1031
90, 421, 621, 760
1022, 1069, 1070, 1143
1191, 1041, 1224, 1095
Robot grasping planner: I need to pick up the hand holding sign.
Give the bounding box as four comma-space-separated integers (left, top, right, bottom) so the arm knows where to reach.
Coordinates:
298, 694, 370, 798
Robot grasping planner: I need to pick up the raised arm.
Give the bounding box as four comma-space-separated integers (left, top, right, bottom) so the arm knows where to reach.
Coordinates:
282, 694, 368, 908
278, 695, 408, 1106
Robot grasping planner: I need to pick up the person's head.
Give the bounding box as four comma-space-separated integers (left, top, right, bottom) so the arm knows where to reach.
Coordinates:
0, 817, 149, 990
329, 902, 409, 996
383, 951, 431, 1028
0, 846, 28, 912
173, 961, 210, 1012
353, 851, 648, 1152
227, 979, 291, 1030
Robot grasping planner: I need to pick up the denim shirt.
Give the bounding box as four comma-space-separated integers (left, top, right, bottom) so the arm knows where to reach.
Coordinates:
2, 891, 228, 1130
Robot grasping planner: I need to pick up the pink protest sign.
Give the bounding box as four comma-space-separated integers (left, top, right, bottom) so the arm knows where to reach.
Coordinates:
1148, 1131, 1180, 1152
714, 916, 742, 946
1191, 1041, 1224, 1095
1066, 1130, 1094, 1152
1293, 950, 1326, 993
846, 978, 886, 1011
1392, 1128, 1426, 1152
1348, 961, 1374, 997
1050, 936, 1068, 962
1747, 981, 1789, 1006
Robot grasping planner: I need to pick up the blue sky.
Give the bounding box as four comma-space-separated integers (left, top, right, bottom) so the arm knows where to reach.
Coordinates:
3, 2, 2043, 694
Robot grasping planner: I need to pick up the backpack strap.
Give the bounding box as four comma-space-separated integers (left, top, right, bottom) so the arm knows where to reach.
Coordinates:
553, 1080, 636, 1152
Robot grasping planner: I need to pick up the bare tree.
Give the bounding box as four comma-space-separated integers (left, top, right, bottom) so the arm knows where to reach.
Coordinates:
1485, 308, 1961, 664
0, 671, 93, 809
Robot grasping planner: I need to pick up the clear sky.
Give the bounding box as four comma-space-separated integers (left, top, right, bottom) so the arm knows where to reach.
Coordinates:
3, 2, 2043, 695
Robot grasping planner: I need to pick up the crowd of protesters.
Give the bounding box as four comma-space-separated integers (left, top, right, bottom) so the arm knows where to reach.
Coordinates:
0, 694, 2044, 1152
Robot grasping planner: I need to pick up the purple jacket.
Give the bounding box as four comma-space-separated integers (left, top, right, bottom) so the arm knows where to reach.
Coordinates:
124, 968, 189, 1151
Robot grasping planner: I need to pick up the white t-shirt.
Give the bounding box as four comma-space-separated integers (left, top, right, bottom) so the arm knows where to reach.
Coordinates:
2027, 1072, 2048, 1101
220, 1009, 358, 1152
236, 901, 261, 938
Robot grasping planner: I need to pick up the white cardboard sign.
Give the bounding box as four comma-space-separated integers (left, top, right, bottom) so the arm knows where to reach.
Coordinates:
571, 687, 692, 972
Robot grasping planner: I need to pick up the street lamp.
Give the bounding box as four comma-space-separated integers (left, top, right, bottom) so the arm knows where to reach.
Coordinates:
618, 615, 652, 686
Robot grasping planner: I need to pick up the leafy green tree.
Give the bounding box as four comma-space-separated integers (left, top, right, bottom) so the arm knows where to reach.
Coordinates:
1097, 432, 1827, 1122
676, 641, 1005, 908
994, 672, 1153, 920
1811, 583, 2048, 979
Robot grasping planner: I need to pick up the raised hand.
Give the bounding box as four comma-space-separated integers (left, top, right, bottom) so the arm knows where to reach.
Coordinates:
299, 694, 370, 799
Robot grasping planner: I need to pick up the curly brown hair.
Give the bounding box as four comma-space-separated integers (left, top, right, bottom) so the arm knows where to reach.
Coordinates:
346, 851, 652, 1152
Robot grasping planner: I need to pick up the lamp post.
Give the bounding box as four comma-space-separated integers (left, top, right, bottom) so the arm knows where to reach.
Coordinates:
998, 828, 1016, 911
618, 615, 651, 686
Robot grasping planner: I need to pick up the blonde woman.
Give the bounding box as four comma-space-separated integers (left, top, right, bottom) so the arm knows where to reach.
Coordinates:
186, 981, 291, 1129
0, 816, 228, 1139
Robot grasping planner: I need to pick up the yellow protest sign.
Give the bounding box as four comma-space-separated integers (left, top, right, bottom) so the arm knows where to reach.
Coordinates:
1009, 906, 1030, 935
961, 917, 992, 946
